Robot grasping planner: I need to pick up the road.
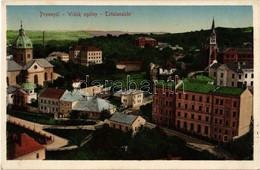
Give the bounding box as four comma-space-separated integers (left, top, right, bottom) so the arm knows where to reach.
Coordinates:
8, 115, 76, 151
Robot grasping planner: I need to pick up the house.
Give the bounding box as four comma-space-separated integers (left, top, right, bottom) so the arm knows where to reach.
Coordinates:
109, 112, 146, 135
113, 89, 144, 108
209, 61, 253, 87
38, 88, 66, 117
135, 37, 158, 48
7, 86, 19, 107
72, 96, 116, 119
153, 77, 253, 143
12, 81, 37, 110
116, 61, 142, 72
69, 45, 102, 66
59, 89, 86, 117
7, 133, 45, 160
159, 61, 176, 76
7, 22, 55, 86
218, 47, 253, 63
46, 51, 69, 62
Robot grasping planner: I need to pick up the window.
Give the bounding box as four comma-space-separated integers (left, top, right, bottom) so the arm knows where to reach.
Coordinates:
185, 94, 188, 100
239, 74, 242, 79
215, 118, 218, 124
199, 96, 202, 102
178, 103, 181, 107
206, 107, 209, 113
178, 112, 181, 116
199, 106, 202, 111
34, 65, 38, 69
232, 74, 235, 79
232, 82, 234, 86
220, 100, 223, 105
245, 74, 248, 78
216, 99, 219, 105
244, 81, 247, 86
191, 114, 194, 119
221, 73, 224, 78
219, 119, 222, 125
225, 129, 228, 135
44, 72, 48, 81
233, 112, 237, 117
205, 117, 209, 122
184, 113, 187, 118
219, 109, 223, 115
34, 74, 38, 84
215, 109, 218, 114
36, 153, 39, 159
185, 104, 188, 109
225, 120, 229, 126
197, 125, 201, 133
192, 105, 195, 110
251, 74, 254, 78
198, 115, 201, 121
233, 101, 237, 107
190, 123, 194, 131
27, 54, 31, 59
206, 97, 210, 103
205, 126, 209, 135
178, 93, 181, 99
192, 95, 195, 101
251, 81, 253, 86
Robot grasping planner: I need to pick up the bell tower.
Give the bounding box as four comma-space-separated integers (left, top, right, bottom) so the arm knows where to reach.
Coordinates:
208, 18, 218, 65
12, 21, 33, 66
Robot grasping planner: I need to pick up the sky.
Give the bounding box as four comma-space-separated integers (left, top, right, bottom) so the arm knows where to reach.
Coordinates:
6, 6, 253, 33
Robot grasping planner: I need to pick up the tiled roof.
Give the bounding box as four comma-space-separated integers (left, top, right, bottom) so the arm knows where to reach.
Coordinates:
113, 89, 144, 97
60, 90, 86, 102
23, 58, 53, 70
7, 60, 23, 72
7, 133, 45, 160
210, 62, 221, 69
109, 112, 138, 125
73, 96, 115, 112
39, 88, 66, 99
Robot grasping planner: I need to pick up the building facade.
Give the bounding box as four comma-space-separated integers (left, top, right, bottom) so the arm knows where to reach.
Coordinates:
218, 47, 253, 63
109, 112, 146, 135
113, 89, 144, 108
152, 78, 253, 143
135, 37, 158, 48
38, 88, 66, 117
69, 45, 102, 66
209, 61, 253, 88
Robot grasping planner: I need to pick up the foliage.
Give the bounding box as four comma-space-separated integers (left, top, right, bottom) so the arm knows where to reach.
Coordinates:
140, 103, 153, 122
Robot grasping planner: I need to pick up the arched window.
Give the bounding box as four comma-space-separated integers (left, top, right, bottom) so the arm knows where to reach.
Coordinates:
44, 72, 48, 81
34, 74, 38, 84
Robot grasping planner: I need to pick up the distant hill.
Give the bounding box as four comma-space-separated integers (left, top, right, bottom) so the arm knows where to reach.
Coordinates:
7, 30, 93, 45
85, 30, 168, 36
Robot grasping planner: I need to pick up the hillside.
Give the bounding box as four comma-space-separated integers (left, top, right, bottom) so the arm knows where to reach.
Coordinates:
7, 30, 93, 45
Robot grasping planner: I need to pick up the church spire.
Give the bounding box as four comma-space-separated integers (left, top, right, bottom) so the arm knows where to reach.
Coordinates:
211, 17, 215, 34
19, 20, 25, 36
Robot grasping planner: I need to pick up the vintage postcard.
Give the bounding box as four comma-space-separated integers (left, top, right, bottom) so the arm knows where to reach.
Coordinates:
1, 0, 260, 169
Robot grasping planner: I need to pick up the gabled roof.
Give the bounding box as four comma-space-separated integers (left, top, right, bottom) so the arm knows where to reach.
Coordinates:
7, 86, 19, 94
39, 88, 66, 99
7, 60, 23, 72
60, 90, 86, 102
73, 96, 115, 112
109, 112, 139, 125
7, 133, 45, 160
23, 58, 53, 70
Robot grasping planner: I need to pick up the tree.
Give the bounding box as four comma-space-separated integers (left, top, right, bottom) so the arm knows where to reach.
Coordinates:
70, 110, 80, 120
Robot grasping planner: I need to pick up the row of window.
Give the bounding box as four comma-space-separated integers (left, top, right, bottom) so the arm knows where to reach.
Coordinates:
88, 52, 101, 56
178, 94, 210, 103
177, 111, 209, 122
176, 120, 209, 135
88, 56, 102, 60
213, 127, 237, 136
40, 106, 59, 112
40, 99, 58, 105
214, 108, 237, 117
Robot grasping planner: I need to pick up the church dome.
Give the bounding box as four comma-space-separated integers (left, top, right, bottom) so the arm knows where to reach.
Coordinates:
13, 22, 33, 49
22, 81, 35, 91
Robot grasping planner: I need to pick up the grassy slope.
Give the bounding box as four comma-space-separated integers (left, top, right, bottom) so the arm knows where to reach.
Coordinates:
7, 30, 93, 44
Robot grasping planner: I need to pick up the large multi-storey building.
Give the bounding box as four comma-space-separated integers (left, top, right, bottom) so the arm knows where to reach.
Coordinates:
218, 47, 253, 63
69, 45, 102, 66
209, 61, 253, 88
152, 77, 253, 143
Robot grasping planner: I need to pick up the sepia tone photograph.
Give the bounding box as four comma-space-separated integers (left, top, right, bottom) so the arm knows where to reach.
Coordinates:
1, 0, 260, 169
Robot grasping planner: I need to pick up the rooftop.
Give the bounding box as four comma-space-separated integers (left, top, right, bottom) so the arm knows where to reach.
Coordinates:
7, 133, 45, 160
60, 90, 86, 102
39, 88, 66, 99
23, 58, 53, 70
73, 96, 116, 112
7, 60, 23, 72
109, 112, 139, 125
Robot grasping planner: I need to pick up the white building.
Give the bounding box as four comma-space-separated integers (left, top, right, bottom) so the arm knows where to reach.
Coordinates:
46, 52, 69, 62
113, 89, 144, 108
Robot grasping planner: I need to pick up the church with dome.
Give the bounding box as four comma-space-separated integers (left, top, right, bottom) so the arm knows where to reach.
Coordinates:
7, 21, 54, 87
